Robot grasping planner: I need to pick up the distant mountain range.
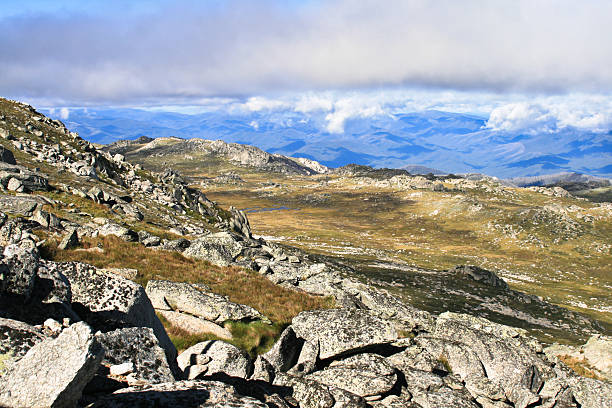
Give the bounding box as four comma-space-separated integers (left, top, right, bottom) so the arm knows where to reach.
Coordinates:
44, 107, 612, 178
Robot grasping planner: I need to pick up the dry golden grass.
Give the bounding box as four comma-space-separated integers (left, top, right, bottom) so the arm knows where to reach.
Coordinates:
43, 235, 333, 354
558, 355, 605, 381
43, 235, 333, 325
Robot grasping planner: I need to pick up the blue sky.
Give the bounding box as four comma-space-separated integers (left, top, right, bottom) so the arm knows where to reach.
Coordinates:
1, 0, 612, 136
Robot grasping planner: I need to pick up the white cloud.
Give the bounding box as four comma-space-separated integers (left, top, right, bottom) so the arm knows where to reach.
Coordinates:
294, 94, 334, 113
243, 97, 288, 112
59, 107, 70, 120
1, 1, 612, 104
486, 103, 555, 133
485, 98, 612, 133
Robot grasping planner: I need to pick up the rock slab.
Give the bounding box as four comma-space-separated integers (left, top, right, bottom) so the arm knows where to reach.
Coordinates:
0, 322, 104, 408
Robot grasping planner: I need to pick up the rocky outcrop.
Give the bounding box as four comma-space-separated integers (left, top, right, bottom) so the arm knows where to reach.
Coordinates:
449, 265, 509, 290
52, 262, 178, 375
0, 162, 48, 192
0, 322, 104, 408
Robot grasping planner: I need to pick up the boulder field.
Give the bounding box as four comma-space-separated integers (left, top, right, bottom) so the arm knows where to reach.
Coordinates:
0, 216, 610, 407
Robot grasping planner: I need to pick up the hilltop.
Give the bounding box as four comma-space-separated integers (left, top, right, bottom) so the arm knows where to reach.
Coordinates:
0, 97, 610, 407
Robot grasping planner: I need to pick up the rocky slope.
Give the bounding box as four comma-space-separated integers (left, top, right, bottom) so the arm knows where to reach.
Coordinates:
0, 98, 610, 407
103, 136, 330, 176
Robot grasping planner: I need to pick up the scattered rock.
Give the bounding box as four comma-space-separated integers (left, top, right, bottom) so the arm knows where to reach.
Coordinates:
0, 146, 16, 165
183, 232, 243, 266
177, 340, 253, 380
96, 223, 138, 241
58, 227, 79, 250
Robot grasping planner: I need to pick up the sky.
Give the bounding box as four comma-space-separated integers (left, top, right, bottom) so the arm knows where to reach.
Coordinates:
1, 0, 612, 135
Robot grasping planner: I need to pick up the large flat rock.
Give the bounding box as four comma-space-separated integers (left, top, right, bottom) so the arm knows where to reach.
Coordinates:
291, 308, 398, 360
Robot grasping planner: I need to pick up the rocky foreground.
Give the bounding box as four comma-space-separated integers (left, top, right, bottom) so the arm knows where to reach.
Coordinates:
0, 98, 611, 407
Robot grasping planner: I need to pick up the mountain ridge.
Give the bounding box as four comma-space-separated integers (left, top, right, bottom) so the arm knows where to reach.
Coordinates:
45, 107, 612, 178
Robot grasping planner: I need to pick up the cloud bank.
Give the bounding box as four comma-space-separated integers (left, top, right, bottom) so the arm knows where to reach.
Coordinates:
1, 0, 612, 104
220, 91, 612, 134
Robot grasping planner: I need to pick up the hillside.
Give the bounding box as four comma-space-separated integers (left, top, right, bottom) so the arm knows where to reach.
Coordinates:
103, 129, 612, 343
0, 97, 610, 407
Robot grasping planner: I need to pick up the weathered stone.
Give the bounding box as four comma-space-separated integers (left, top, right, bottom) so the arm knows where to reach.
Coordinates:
6, 177, 23, 192
177, 340, 253, 379
291, 309, 398, 360
0, 146, 16, 165
34, 262, 72, 304
0, 195, 39, 216
158, 237, 191, 251
263, 326, 301, 372
0, 317, 47, 362
545, 334, 612, 382
0, 244, 39, 300
56, 262, 177, 375
289, 339, 319, 376
100, 267, 138, 280
307, 353, 398, 398
229, 206, 252, 238
0, 163, 48, 192
157, 310, 232, 339
251, 355, 276, 382
87, 380, 268, 408
387, 345, 449, 375
96, 327, 175, 384
43, 318, 63, 334
273, 372, 366, 408
30, 209, 61, 229
340, 280, 434, 331
109, 362, 133, 376
0, 322, 104, 408
416, 312, 550, 407
58, 228, 79, 250
449, 265, 509, 290
183, 232, 243, 266
146, 280, 264, 323
412, 387, 480, 408
96, 222, 137, 241
570, 377, 612, 408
